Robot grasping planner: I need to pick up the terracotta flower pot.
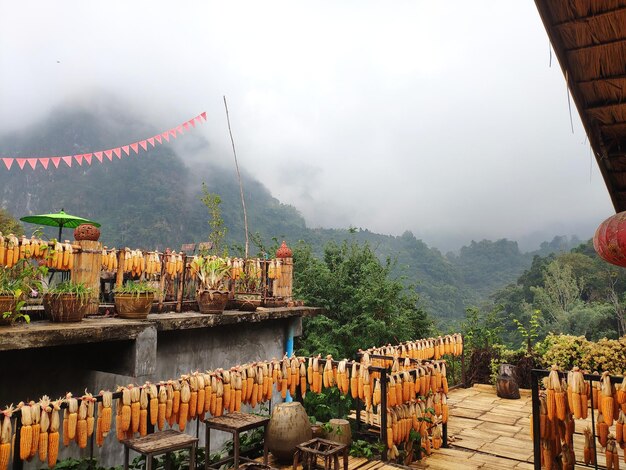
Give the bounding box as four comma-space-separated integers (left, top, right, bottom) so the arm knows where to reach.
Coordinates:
266, 402, 312, 463
196, 290, 229, 314
114, 292, 155, 319
0, 295, 17, 325
44, 293, 88, 322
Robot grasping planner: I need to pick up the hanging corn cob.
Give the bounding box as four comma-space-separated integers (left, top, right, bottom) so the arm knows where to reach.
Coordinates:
48, 400, 61, 469
129, 386, 141, 434
76, 399, 88, 449
602, 372, 616, 426
29, 400, 41, 459
607, 435, 619, 470
583, 427, 595, 466
139, 387, 148, 437
0, 406, 12, 470
178, 380, 191, 430
19, 402, 33, 460
38, 398, 50, 464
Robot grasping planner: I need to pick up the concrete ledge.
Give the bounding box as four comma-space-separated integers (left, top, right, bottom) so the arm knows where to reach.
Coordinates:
0, 306, 319, 352
150, 307, 318, 331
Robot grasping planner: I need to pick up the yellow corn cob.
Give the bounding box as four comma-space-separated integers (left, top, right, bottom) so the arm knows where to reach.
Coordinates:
20, 403, 33, 460
602, 372, 615, 425
0, 407, 13, 470
130, 386, 140, 433
139, 387, 148, 436
77, 399, 88, 449
119, 387, 131, 432
178, 380, 190, 431
157, 384, 167, 430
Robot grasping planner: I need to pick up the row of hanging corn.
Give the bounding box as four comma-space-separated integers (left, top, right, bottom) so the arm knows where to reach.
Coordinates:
0, 234, 75, 271
100, 249, 284, 282
533, 365, 626, 469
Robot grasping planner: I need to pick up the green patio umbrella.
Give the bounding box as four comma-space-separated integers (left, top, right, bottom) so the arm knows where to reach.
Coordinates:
20, 208, 100, 240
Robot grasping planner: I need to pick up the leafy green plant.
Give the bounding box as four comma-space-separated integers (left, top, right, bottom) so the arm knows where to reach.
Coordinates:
0, 259, 47, 323
47, 280, 92, 304
190, 256, 231, 292
48, 457, 118, 470
349, 439, 384, 459
302, 387, 351, 423
114, 280, 160, 297
199, 183, 227, 256
513, 308, 541, 353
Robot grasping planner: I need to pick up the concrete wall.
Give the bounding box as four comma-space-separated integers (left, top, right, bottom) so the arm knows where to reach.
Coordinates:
2, 315, 303, 468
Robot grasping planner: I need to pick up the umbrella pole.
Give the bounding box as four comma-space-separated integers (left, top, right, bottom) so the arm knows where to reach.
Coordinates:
58, 225, 62, 241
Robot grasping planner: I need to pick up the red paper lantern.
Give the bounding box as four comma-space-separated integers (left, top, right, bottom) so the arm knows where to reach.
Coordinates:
593, 212, 626, 267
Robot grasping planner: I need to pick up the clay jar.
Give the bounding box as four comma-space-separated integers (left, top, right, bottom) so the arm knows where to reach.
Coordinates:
324, 418, 352, 446
74, 224, 100, 241
266, 402, 312, 463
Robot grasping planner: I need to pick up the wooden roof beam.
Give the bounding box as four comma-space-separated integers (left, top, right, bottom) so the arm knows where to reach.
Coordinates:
577, 73, 626, 84
553, 5, 626, 28
585, 100, 626, 112
565, 36, 626, 53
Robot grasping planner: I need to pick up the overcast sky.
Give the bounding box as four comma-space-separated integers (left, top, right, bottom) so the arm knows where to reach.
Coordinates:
0, 1, 614, 251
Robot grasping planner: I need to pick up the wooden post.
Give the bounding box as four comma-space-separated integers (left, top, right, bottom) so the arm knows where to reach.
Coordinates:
176, 254, 186, 313
283, 257, 293, 301
71, 240, 103, 315
116, 249, 125, 289
158, 255, 166, 313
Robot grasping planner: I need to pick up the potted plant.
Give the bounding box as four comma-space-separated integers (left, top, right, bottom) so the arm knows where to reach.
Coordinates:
191, 256, 231, 314
113, 280, 159, 320
0, 260, 46, 325
235, 259, 262, 311
44, 281, 92, 323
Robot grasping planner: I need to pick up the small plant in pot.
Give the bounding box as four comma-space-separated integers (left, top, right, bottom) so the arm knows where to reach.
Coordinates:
191, 256, 231, 314
44, 281, 92, 323
0, 260, 46, 325
234, 259, 262, 311
113, 280, 159, 320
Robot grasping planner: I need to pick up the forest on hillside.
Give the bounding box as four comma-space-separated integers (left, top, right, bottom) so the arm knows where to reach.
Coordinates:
0, 107, 586, 322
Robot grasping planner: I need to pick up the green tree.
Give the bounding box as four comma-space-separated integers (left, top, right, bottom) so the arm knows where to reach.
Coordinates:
199, 183, 227, 255
293, 240, 431, 359
0, 208, 23, 236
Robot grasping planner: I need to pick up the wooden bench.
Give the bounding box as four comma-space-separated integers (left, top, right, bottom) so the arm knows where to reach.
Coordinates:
204, 412, 270, 469
123, 429, 199, 470
293, 438, 348, 470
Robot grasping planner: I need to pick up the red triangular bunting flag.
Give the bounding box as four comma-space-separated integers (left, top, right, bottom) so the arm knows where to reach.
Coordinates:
155, 134, 162, 144
183, 122, 190, 131
27, 159, 38, 170
188, 119, 196, 128
176, 125, 183, 134
83, 153, 92, 165
94, 151, 103, 162
16, 158, 27, 170
74, 154, 83, 165
62, 156, 72, 167
162, 131, 170, 142
122, 145, 130, 156
200, 112, 207, 121
51, 157, 61, 168
104, 150, 113, 161
195, 116, 203, 125
169, 129, 177, 139
2, 158, 13, 170
139, 140, 148, 151
147, 137, 155, 147
39, 158, 49, 169
130, 143, 139, 154
113, 148, 121, 159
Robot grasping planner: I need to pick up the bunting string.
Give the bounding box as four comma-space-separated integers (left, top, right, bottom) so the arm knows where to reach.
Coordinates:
0, 111, 207, 171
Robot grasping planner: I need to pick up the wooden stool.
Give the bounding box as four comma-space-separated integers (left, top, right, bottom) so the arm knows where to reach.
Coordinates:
123, 429, 198, 470
204, 412, 270, 469
293, 438, 348, 470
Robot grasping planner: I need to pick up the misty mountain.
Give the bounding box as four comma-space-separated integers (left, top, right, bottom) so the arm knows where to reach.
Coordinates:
0, 107, 582, 321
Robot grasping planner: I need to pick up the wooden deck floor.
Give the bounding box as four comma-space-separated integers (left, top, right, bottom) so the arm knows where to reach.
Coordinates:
410, 384, 534, 469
